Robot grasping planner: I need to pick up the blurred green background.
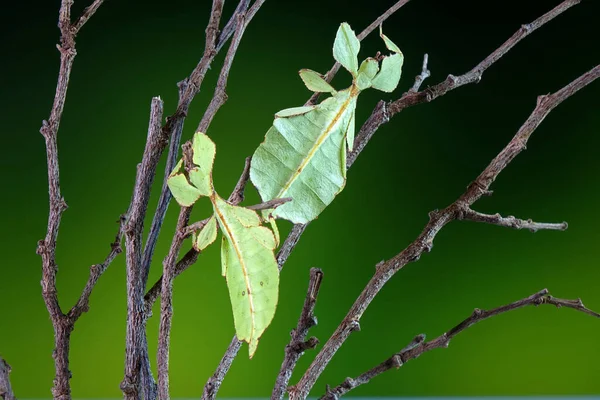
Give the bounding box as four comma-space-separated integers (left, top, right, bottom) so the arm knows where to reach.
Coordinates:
1, 0, 599, 397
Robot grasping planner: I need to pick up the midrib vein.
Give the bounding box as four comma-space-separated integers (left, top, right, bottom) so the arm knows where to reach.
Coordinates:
277, 91, 357, 197
213, 199, 256, 341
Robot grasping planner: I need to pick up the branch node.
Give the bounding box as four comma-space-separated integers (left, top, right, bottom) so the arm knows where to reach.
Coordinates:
472, 308, 484, 317
348, 320, 361, 332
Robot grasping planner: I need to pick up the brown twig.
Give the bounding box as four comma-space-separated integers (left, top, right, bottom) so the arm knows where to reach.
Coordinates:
141, 0, 226, 285
290, 64, 600, 399
321, 289, 600, 399
349, 0, 583, 166
198, 12, 248, 132
121, 97, 166, 400
72, 0, 105, 34
36, 1, 106, 398
272, 268, 324, 400
228, 157, 252, 204
458, 209, 568, 232
409, 54, 430, 93
180, 197, 292, 239
67, 212, 129, 321
156, 206, 193, 400
0, 357, 16, 400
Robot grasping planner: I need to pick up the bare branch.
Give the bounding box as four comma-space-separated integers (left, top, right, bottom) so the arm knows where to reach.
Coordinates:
143, 249, 200, 315
72, 0, 105, 34
228, 157, 252, 204
0, 357, 16, 400
36, 0, 107, 396
272, 268, 323, 400
156, 207, 193, 400
321, 289, 600, 399
141, 0, 227, 284
459, 208, 568, 232
67, 212, 128, 321
350, 0, 583, 165
290, 64, 600, 399
121, 97, 166, 400
409, 53, 430, 93
198, 12, 248, 132
247, 197, 292, 211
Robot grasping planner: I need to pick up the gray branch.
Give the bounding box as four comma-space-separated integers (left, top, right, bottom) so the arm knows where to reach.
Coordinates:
458, 208, 568, 232
272, 268, 323, 400
321, 289, 600, 399
0, 357, 16, 400
290, 63, 600, 399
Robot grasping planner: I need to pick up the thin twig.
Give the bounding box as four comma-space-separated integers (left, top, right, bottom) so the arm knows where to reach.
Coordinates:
157, 206, 193, 400
321, 289, 600, 399
0, 357, 16, 400
141, 0, 229, 287
144, 249, 200, 314
36, 1, 106, 398
228, 157, 252, 204
72, 0, 105, 34
198, 12, 248, 132
458, 209, 568, 232
181, 197, 291, 239
121, 97, 166, 400
272, 268, 323, 400
349, 0, 583, 166
409, 54, 430, 93
290, 64, 600, 399
67, 212, 129, 321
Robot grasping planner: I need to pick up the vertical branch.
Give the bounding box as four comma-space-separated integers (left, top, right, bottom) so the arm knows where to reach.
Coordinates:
36, 0, 106, 398
0, 357, 16, 400
272, 268, 323, 400
141, 0, 227, 281
157, 206, 193, 400
121, 97, 166, 400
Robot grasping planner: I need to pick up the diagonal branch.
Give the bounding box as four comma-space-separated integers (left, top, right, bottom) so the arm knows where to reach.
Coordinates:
272, 268, 324, 400
349, 0, 583, 166
290, 64, 600, 399
0, 357, 16, 400
205, 1, 584, 398
321, 289, 600, 399
458, 208, 568, 232
72, 0, 105, 34
67, 212, 129, 321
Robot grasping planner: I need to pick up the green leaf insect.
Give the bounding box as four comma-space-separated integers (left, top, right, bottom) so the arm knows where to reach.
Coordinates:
167, 132, 279, 358
250, 23, 404, 224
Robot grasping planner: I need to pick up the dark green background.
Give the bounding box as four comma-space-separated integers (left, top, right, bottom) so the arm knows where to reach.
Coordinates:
1, 0, 599, 397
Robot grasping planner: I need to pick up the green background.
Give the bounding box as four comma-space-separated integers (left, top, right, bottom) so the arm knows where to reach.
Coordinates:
1, 0, 599, 397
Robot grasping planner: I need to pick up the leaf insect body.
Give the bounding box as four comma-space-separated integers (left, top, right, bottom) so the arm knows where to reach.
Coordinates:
166, 22, 404, 357
250, 23, 404, 224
